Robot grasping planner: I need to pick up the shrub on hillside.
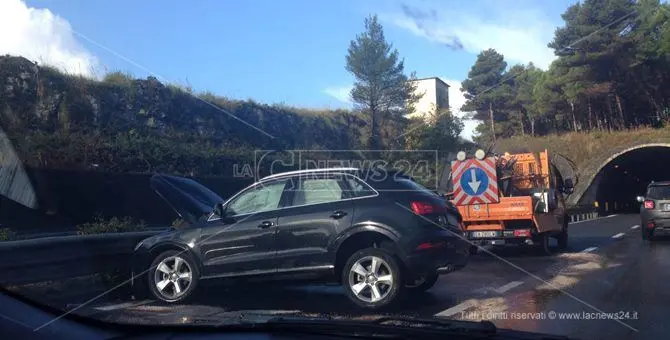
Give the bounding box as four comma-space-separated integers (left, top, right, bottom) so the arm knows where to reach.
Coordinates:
0, 228, 15, 241
76, 216, 146, 235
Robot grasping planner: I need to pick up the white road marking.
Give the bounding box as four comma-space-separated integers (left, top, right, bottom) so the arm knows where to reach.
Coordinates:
494, 281, 524, 294
581, 247, 598, 253
612, 233, 626, 239
474, 281, 525, 295
631, 225, 640, 230
569, 214, 618, 225
94, 300, 153, 311
474, 286, 494, 295
434, 300, 475, 318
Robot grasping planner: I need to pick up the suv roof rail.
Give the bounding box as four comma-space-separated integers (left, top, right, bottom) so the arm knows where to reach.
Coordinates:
260, 167, 359, 181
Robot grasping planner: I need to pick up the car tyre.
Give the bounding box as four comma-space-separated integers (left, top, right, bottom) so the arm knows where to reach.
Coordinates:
342, 247, 404, 309
148, 250, 199, 303
557, 216, 568, 251
406, 273, 439, 292
536, 232, 552, 256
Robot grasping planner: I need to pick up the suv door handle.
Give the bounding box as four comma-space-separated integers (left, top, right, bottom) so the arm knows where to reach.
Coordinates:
258, 220, 274, 229
330, 210, 348, 219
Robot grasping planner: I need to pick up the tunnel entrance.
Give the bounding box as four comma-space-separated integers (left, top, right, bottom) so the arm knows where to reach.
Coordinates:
579, 145, 670, 214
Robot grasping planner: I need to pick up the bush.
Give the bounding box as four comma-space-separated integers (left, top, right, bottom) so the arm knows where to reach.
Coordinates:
0, 228, 15, 241
102, 71, 134, 88
76, 216, 146, 235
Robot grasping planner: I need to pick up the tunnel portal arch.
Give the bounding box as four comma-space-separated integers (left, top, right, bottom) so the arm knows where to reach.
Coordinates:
575, 143, 670, 213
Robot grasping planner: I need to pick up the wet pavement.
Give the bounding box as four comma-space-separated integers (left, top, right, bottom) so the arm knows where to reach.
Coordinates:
20, 214, 667, 339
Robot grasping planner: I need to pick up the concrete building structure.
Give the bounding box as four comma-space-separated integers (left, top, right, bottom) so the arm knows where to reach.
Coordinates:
407, 77, 450, 119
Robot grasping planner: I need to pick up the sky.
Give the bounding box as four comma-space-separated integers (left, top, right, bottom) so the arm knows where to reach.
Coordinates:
1, 0, 580, 141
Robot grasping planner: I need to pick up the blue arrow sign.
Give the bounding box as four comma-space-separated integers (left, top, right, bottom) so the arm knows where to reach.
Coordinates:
460, 167, 489, 196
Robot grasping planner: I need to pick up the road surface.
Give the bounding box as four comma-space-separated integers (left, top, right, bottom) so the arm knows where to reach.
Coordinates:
21, 214, 668, 339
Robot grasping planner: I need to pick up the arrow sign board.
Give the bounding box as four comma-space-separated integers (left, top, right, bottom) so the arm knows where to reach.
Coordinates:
450, 157, 499, 205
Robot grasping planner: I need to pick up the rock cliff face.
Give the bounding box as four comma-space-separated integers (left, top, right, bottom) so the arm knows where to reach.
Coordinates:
0, 56, 367, 175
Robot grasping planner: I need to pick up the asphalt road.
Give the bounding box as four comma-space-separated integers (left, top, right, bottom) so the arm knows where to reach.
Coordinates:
36, 213, 667, 339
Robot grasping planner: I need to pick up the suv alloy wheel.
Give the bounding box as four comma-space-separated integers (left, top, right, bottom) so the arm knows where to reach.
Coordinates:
148, 250, 200, 303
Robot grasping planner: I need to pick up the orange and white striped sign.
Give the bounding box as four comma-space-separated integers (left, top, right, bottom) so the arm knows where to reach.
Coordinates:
451, 157, 499, 206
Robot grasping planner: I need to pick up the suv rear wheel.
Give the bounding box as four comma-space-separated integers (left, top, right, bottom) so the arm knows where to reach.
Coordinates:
342, 247, 403, 309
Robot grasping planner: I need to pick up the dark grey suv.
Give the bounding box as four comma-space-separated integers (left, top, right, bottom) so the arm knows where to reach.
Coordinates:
637, 181, 670, 241
132, 168, 470, 309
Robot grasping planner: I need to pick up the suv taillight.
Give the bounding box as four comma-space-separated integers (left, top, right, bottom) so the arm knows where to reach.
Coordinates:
644, 200, 655, 209
410, 201, 445, 215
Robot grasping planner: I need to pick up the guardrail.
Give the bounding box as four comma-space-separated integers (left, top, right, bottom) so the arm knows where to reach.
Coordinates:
10, 226, 169, 241
566, 204, 600, 223
0, 230, 163, 286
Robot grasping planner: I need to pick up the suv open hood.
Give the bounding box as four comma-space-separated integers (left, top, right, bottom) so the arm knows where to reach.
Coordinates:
150, 174, 224, 225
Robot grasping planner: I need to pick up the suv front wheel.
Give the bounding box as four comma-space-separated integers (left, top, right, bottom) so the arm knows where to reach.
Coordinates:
342, 247, 404, 309
148, 250, 199, 303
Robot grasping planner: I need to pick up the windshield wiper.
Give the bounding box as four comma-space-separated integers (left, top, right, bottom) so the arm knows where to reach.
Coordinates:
258, 315, 575, 340
369, 315, 496, 333
110, 313, 574, 340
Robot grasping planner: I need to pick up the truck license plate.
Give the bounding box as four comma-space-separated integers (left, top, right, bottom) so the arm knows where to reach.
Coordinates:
471, 231, 497, 238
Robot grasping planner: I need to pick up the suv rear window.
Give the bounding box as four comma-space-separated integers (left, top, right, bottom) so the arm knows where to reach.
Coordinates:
647, 185, 670, 200
345, 177, 376, 198
394, 177, 437, 195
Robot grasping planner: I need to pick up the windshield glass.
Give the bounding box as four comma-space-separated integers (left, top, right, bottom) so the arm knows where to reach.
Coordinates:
2, 0, 668, 339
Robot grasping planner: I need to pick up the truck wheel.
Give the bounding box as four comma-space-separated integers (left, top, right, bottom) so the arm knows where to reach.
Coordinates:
342, 247, 404, 309
406, 273, 439, 292
557, 216, 568, 250
536, 233, 552, 256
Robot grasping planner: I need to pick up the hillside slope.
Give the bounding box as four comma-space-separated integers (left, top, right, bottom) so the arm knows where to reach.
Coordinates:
1, 56, 368, 176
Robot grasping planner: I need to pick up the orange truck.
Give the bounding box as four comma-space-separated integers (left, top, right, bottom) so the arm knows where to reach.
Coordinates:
446, 149, 574, 255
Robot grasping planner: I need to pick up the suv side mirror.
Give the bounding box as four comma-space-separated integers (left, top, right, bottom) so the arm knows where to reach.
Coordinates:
216, 203, 235, 223
215, 203, 225, 217
636, 196, 645, 203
